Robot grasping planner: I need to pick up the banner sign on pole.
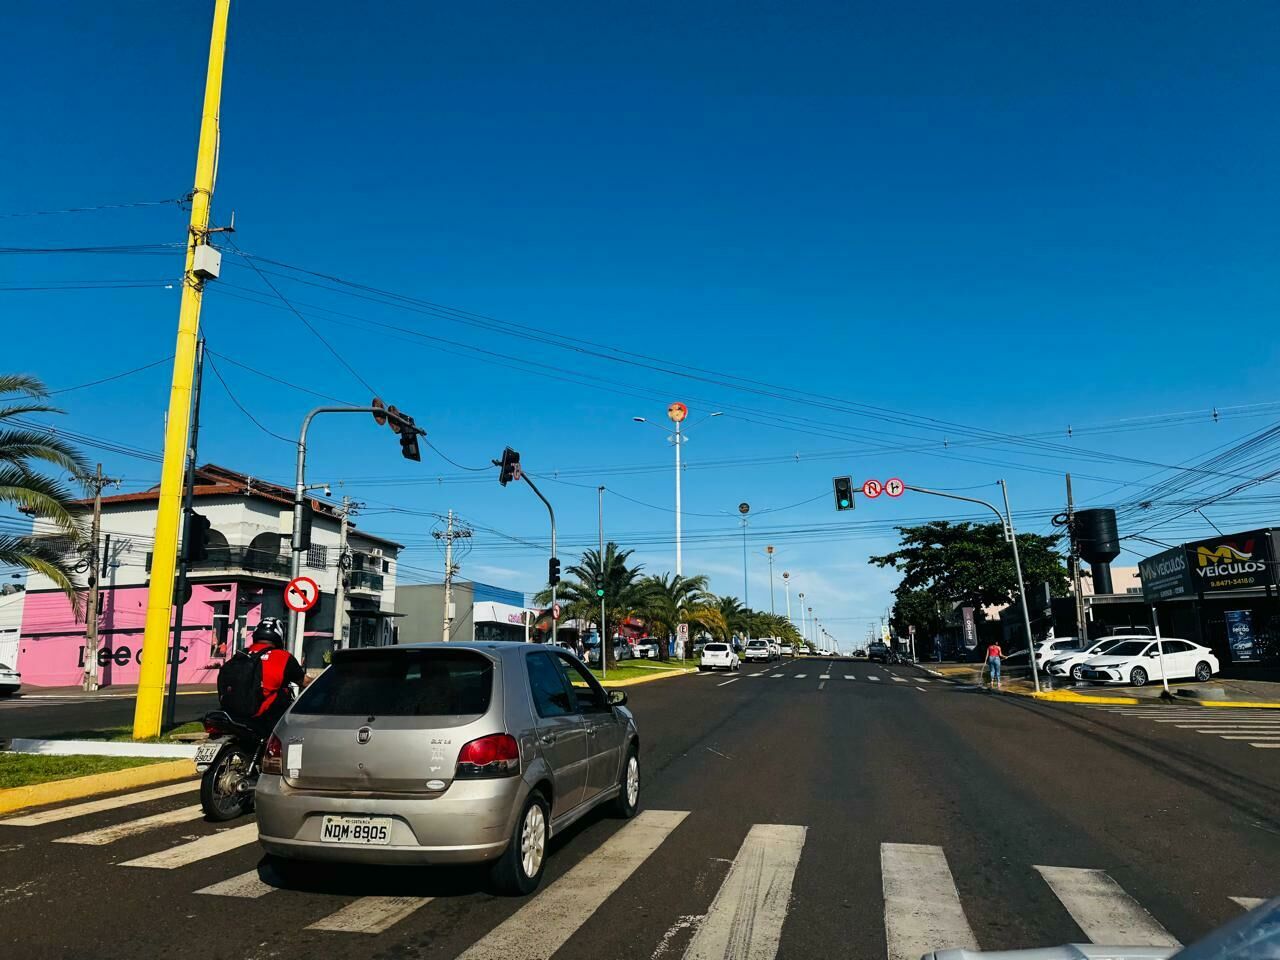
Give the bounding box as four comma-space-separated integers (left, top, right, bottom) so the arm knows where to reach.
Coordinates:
1225, 609, 1258, 663
961, 606, 978, 649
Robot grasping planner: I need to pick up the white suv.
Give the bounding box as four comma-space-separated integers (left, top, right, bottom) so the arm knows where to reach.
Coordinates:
743, 639, 774, 662
699, 642, 740, 672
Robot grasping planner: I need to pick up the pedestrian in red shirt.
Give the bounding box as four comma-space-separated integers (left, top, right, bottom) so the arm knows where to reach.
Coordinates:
986, 641, 1004, 688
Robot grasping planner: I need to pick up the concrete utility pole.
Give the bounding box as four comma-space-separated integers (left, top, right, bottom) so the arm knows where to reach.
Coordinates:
82, 464, 121, 692
434, 509, 472, 642
1066, 473, 1087, 641
332, 497, 357, 650
133, 0, 231, 739
766, 546, 776, 618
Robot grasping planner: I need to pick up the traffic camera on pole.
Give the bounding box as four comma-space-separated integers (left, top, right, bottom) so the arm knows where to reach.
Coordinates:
833, 476, 854, 511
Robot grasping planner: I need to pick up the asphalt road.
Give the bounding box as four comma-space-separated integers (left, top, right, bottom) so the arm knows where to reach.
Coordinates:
0, 691, 220, 739
1, 658, 1276, 960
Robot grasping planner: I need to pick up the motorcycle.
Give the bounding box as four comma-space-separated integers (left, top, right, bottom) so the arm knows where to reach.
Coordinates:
195, 710, 265, 821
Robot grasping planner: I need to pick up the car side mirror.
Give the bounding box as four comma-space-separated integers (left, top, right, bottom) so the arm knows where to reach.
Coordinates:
608, 690, 628, 707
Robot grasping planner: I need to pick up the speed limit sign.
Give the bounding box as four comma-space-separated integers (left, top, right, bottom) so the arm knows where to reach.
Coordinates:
885, 478, 905, 498
862, 479, 883, 499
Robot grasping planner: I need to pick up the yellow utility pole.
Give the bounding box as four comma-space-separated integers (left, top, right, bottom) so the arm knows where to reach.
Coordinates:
133, 0, 232, 738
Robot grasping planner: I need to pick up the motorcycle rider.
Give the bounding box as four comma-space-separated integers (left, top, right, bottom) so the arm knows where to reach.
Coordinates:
243, 616, 308, 735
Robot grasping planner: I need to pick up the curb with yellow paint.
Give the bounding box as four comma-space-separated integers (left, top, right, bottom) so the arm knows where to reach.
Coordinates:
0, 759, 194, 816
598, 667, 698, 688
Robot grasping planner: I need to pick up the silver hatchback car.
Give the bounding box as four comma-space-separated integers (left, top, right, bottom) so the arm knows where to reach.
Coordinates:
255, 641, 640, 894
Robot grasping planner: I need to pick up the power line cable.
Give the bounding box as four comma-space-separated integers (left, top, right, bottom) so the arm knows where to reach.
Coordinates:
204, 353, 294, 444
0, 195, 190, 219
46, 356, 174, 395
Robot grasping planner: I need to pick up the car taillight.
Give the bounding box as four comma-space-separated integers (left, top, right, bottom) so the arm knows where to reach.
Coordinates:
455, 734, 520, 779
262, 734, 283, 775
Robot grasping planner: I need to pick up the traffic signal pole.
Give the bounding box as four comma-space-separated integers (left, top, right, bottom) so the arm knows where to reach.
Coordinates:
165, 338, 205, 728
520, 472, 558, 645
902, 481, 1041, 693
133, 0, 231, 739
289, 405, 420, 658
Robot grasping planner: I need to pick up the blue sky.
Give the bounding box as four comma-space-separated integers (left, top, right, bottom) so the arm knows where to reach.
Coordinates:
4, 0, 1279, 644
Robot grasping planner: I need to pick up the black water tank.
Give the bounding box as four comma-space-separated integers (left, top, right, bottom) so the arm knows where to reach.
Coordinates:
1076, 509, 1120, 563
1076, 508, 1120, 595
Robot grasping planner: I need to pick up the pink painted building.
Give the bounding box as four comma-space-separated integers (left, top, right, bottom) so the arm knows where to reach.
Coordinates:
17, 465, 401, 688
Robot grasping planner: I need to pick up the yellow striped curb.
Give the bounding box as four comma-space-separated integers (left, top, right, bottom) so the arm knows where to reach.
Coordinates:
0, 759, 195, 816
1198, 699, 1280, 709
598, 668, 699, 688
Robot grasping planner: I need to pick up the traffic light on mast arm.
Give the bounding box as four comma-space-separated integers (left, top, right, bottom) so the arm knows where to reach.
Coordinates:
833, 476, 854, 512
497, 447, 522, 486
549, 556, 561, 587
183, 512, 212, 561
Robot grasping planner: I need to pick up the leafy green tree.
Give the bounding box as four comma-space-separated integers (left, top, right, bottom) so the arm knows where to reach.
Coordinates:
890, 587, 944, 653
870, 520, 1067, 620
715, 594, 750, 641
0, 375, 89, 608
637, 573, 722, 660
534, 542, 644, 667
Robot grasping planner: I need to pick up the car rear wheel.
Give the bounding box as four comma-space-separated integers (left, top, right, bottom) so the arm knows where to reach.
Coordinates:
1070, 664, 1085, 682
612, 747, 640, 818
490, 792, 549, 896
1129, 666, 1148, 687
1195, 661, 1212, 682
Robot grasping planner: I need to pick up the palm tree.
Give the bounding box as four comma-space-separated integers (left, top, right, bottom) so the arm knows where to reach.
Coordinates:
535, 542, 645, 667
716, 594, 751, 642
637, 573, 723, 660
0, 375, 89, 606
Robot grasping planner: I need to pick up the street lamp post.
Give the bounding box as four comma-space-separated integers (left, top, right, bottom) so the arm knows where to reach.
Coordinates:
738, 502, 750, 644
798, 592, 805, 642
766, 546, 776, 619
632, 407, 721, 581
782, 571, 791, 623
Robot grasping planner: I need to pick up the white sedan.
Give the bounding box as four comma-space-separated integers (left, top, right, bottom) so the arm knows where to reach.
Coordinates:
0, 661, 18, 696
699, 642, 740, 672
1045, 636, 1143, 683
1080, 638, 1219, 687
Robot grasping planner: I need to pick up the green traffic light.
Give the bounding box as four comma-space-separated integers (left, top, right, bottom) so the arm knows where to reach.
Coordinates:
596, 589, 605, 597
840, 498, 850, 508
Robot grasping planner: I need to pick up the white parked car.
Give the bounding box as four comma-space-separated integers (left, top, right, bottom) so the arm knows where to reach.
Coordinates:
633, 640, 658, 659
1081, 638, 1219, 687
743, 639, 774, 663
699, 642, 740, 672
0, 661, 19, 696
1045, 636, 1141, 682
1031, 637, 1086, 670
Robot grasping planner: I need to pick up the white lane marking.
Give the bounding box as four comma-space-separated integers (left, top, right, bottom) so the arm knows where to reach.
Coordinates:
819, 674, 831, 680
1219, 735, 1280, 740
794, 674, 807, 679
120, 822, 259, 869
845, 675, 857, 680
457, 809, 688, 960
0, 780, 196, 826
307, 895, 434, 934
881, 843, 977, 960
1034, 866, 1179, 946
683, 824, 806, 960
718, 678, 740, 687
891, 677, 908, 683
1250, 743, 1280, 748
819, 681, 826, 690
868, 676, 882, 682
1231, 897, 1265, 910
771, 674, 785, 678
197, 869, 276, 899
916, 687, 928, 693
54, 804, 203, 845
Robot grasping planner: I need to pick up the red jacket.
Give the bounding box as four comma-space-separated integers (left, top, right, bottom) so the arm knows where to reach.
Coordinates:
247, 641, 305, 716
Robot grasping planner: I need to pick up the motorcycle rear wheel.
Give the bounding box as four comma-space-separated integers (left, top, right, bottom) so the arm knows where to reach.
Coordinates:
201, 743, 256, 821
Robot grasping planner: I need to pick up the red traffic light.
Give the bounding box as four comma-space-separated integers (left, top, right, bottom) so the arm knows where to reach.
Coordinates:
386, 405, 402, 435
372, 397, 387, 427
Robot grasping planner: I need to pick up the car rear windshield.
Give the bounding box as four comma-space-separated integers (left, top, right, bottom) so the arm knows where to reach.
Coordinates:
1107, 640, 1150, 657
747, 640, 768, 647
704, 643, 728, 652
293, 649, 493, 717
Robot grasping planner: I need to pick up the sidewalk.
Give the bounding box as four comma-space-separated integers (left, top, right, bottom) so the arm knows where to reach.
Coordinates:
16, 684, 218, 699
923, 662, 1280, 708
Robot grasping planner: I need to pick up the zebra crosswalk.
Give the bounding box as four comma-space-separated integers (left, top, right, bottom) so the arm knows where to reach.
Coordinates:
1088, 705, 1280, 750
2, 783, 1268, 953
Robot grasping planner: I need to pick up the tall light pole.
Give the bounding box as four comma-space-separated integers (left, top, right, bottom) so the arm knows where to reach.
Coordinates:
807, 607, 814, 648
632, 406, 721, 579
766, 546, 776, 619
598, 485, 607, 679
738, 502, 751, 643
782, 571, 791, 623
798, 592, 806, 642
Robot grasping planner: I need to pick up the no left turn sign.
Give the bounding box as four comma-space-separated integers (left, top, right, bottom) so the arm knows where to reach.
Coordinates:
284, 575, 320, 613
862, 479, 883, 499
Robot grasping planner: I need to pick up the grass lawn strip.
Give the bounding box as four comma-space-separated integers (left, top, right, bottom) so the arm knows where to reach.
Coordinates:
39, 721, 205, 744
0, 754, 168, 789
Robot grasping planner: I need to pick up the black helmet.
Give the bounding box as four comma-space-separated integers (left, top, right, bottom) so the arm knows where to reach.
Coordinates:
252, 616, 285, 647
